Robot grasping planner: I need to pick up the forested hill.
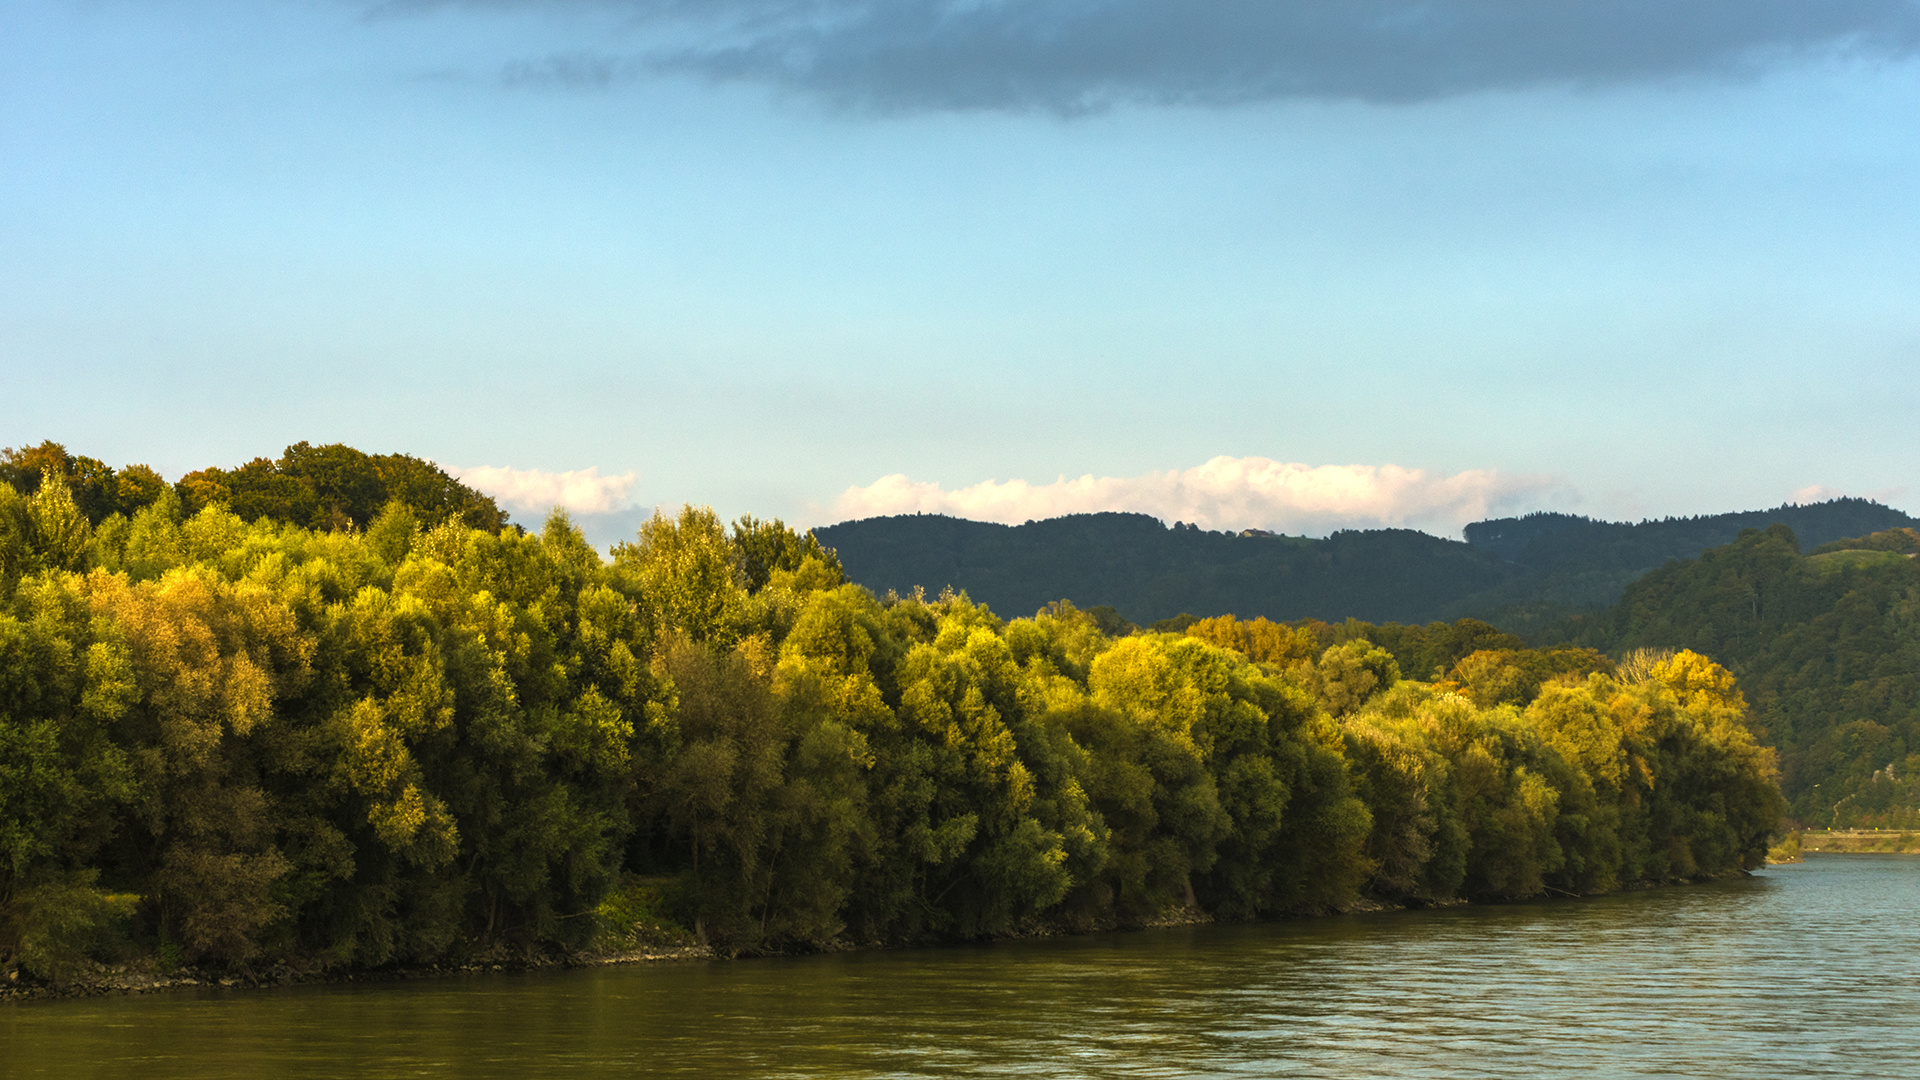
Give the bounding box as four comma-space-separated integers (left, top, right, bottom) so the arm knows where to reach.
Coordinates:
812, 499, 1918, 628
1455, 500, 1918, 630
1564, 524, 1920, 828
810, 512, 1508, 626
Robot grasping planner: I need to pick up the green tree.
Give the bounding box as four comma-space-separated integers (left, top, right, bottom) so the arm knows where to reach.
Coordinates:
615, 506, 747, 647
732, 515, 845, 594
0, 574, 140, 979
1314, 638, 1400, 717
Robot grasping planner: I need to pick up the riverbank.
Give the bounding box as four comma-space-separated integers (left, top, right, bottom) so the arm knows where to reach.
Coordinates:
1796, 829, 1920, 855
3, 879, 1747, 1004
5, 858, 1890, 1080
3, 908, 1231, 1002
0, 945, 719, 1003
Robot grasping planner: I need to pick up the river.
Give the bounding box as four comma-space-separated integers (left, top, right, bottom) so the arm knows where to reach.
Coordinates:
4, 854, 1916, 1078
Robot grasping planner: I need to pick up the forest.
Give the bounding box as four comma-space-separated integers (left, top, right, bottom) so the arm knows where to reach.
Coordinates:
812, 500, 1918, 630
0, 442, 1783, 984
1558, 523, 1920, 828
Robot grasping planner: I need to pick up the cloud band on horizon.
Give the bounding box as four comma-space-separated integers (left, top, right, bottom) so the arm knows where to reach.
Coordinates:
832, 457, 1562, 537
452, 464, 640, 516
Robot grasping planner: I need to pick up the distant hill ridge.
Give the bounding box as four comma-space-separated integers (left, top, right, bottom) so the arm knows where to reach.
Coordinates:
812, 498, 1918, 629
1566, 522, 1920, 827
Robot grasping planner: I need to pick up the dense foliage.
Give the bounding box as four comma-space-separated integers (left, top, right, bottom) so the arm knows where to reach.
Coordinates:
814, 501, 1917, 629
1, 441, 509, 534
1566, 524, 1920, 828
0, 469, 1783, 983
813, 512, 1511, 625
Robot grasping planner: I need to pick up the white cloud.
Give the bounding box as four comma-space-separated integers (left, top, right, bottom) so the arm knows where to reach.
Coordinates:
833, 457, 1561, 538
1790, 484, 1844, 505
452, 465, 639, 515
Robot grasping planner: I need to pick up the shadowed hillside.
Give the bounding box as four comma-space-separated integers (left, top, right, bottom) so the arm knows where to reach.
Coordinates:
1563, 524, 1920, 828
813, 499, 1918, 627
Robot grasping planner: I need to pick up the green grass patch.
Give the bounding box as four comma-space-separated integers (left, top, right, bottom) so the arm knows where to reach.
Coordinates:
590, 878, 695, 951
1805, 549, 1910, 575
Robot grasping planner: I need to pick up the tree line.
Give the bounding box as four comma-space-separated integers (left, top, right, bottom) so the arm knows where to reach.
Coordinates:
0, 440, 509, 536
0, 448, 1784, 983
1559, 523, 1920, 828
810, 500, 1919, 632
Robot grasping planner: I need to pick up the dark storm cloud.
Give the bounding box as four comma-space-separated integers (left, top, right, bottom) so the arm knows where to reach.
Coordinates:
466, 0, 1920, 111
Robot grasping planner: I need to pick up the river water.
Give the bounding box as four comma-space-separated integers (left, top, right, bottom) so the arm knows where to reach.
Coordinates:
4, 854, 1916, 1078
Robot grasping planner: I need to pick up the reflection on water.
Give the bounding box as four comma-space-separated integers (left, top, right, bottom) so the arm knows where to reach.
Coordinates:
5, 854, 1917, 1078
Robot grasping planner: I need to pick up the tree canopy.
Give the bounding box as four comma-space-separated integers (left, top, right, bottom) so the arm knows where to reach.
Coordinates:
1, 440, 509, 535
813, 500, 1917, 630
1563, 524, 1920, 828
0, 452, 1785, 985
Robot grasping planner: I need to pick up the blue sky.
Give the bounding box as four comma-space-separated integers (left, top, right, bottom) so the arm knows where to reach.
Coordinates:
5, 1, 1918, 544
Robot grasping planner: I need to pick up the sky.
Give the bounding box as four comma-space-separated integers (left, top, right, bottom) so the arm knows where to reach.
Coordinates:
5, 1, 1919, 546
